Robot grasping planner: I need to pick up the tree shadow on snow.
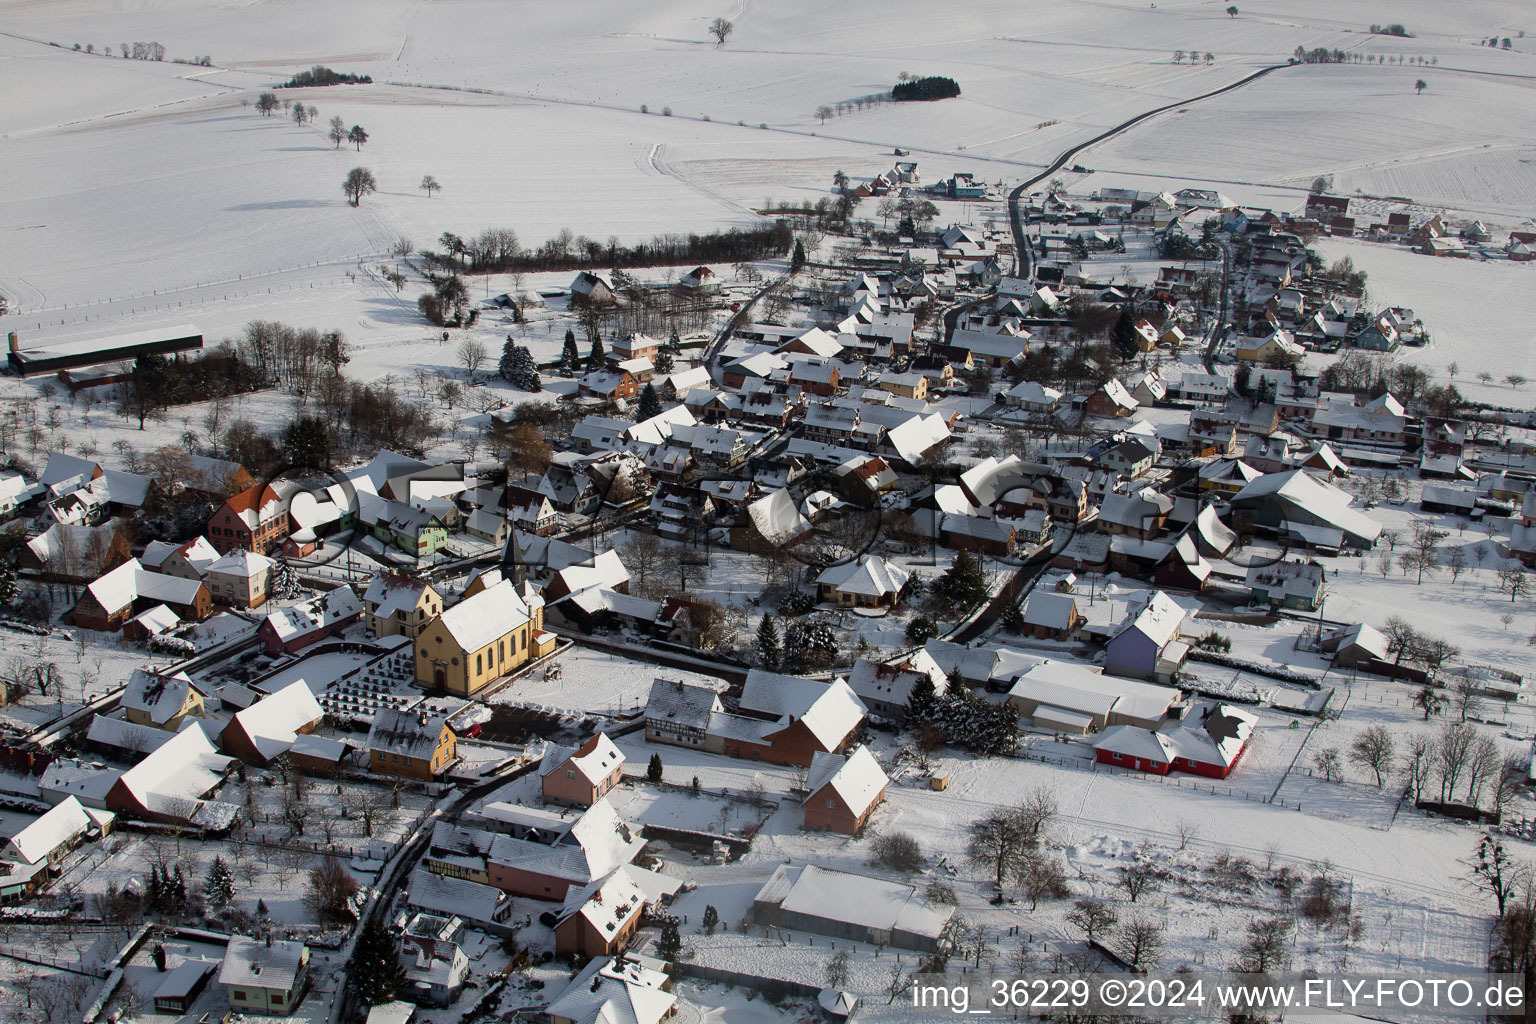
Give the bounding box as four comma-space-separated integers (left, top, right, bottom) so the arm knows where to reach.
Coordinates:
225, 199, 331, 211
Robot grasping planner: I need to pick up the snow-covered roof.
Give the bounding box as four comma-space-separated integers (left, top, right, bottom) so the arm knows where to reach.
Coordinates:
120, 669, 199, 727
86, 713, 182, 753
558, 865, 647, 940
363, 573, 437, 618
1007, 659, 1180, 725
804, 744, 887, 817
542, 732, 623, 788
746, 488, 812, 546
261, 586, 364, 643
226, 680, 324, 762
206, 549, 272, 578
815, 555, 910, 598
38, 758, 120, 805
219, 936, 307, 990
844, 654, 945, 712
118, 723, 233, 815
885, 413, 951, 464
3, 796, 96, 865
369, 706, 450, 761
436, 579, 531, 653
756, 863, 951, 940
645, 679, 722, 731
544, 956, 675, 1024
1023, 592, 1078, 631
1094, 703, 1257, 769
738, 672, 867, 751
1005, 380, 1062, 405
1114, 591, 1186, 649
407, 864, 508, 923
487, 798, 640, 885
86, 558, 204, 614
1230, 469, 1382, 545
923, 639, 999, 684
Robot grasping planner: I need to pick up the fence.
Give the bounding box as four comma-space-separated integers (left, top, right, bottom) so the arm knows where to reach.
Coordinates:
1013, 748, 1304, 809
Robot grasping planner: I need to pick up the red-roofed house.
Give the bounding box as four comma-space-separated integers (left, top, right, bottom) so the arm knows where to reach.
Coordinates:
208, 483, 288, 555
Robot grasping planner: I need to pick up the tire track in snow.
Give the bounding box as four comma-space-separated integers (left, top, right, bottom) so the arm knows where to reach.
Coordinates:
650, 143, 759, 218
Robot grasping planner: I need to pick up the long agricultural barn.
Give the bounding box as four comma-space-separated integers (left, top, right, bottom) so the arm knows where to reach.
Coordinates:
7, 325, 203, 376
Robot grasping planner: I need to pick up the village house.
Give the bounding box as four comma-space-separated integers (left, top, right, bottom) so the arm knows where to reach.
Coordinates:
1104, 591, 1188, 682
1021, 592, 1084, 641
364, 574, 444, 639
219, 681, 325, 767
0, 797, 113, 902
553, 865, 647, 959
258, 586, 365, 654
815, 554, 911, 609
545, 956, 674, 1024
72, 558, 212, 631
540, 732, 625, 807
1093, 703, 1257, 779
220, 936, 310, 1017
1245, 560, 1326, 611
802, 744, 888, 834
208, 482, 289, 555
204, 549, 273, 608
1005, 658, 1182, 733
1084, 380, 1138, 418
1100, 438, 1157, 479
368, 706, 457, 780
844, 652, 947, 720
643, 672, 866, 767
121, 669, 204, 730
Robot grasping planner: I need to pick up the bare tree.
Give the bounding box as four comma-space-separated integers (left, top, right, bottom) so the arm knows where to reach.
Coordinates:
618, 533, 667, 596
1349, 725, 1396, 786
1467, 735, 1503, 808
1435, 721, 1477, 803
1313, 746, 1344, 783
458, 337, 489, 377
1233, 916, 1293, 972
1066, 898, 1118, 941
1117, 861, 1164, 903
1452, 677, 1480, 723
1114, 916, 1165, 970
708, 17, 733, 46
1401, 731, 1433, 802
419, 175, 441, 198
825, 948, 851, 989
1173, 818, 1201, 849
1019, 850, 1070, 911
1464, 833, 1527, 917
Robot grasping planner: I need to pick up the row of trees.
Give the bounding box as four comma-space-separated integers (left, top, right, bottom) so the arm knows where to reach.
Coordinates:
419, 222, 793, 276
1316, 717, 1525, 815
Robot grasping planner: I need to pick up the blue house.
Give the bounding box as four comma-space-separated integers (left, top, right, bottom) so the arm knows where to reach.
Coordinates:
1104, 591, 1188, 682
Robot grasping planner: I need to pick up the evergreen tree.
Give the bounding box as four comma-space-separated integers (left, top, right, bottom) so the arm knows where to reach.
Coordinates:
146, 865, 164, 913
905, 670, 937, 726
281, 414, 331, 471
498, 336, 519, 382
940, 550, 989, 608
666, 328, 682, 354
702, 905, 720, 933
170, 866, 187, 914
757, 613, 782, 669
635, 383, 663, 421
587, 336, 606, 372
504, 345, 542, 392
267, 559, 302, 601
656, 918, 683, 961
647, 752, 663, 783
152, 943, 167, 971
654, 350, 675, 375
0, 560, 16, 608
790, 239, 807, 274
350, 916, 406, 1006
256, 898, 270, 921
560, 330, 580, 376
205, 857, 236, 912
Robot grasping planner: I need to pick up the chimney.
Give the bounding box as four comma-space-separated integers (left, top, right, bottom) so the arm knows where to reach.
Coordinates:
6, 332, 16, 354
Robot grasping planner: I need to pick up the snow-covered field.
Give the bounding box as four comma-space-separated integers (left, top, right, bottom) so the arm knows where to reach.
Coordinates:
3, 0, 1535, 369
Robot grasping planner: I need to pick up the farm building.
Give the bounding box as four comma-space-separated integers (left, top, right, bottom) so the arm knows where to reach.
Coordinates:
753, 864, 952, 951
